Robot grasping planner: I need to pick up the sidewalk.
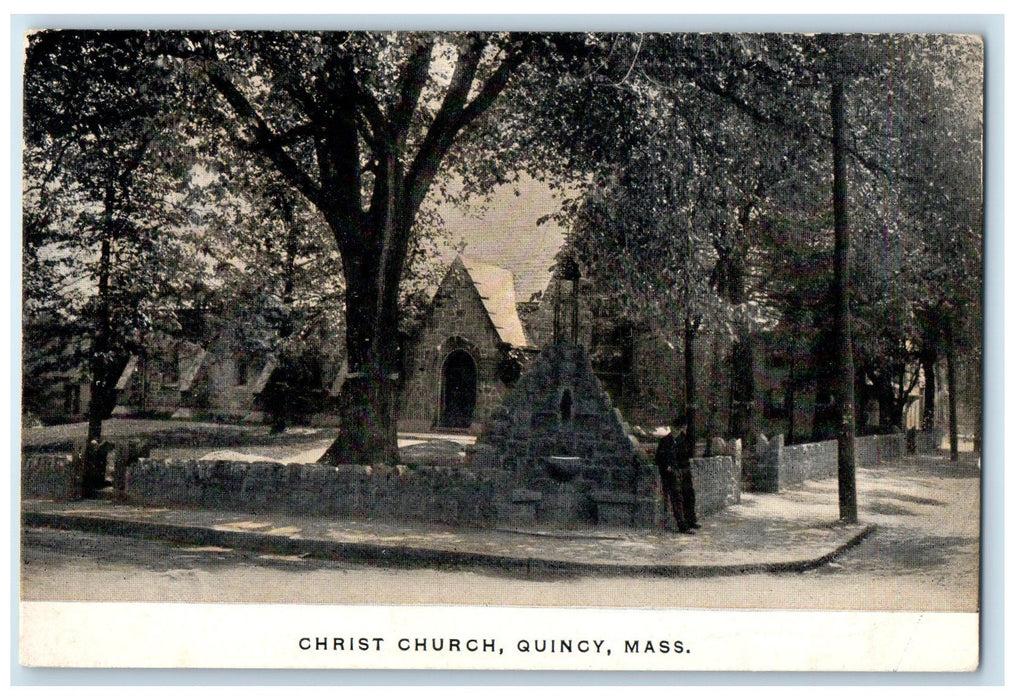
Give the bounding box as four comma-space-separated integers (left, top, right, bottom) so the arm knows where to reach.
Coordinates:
21, 475, 874, 577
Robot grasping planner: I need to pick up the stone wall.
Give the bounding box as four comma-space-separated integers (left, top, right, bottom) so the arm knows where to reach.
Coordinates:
855, 434, 906, 467
120, 455, 741, 531
22, 453, 80, 500
125, 459, 502, 527
28, 436, 741, 532
690, 455, 739, 517
749, 433, 907, 492
644, 452, 740, 527
781, 438, 838, 485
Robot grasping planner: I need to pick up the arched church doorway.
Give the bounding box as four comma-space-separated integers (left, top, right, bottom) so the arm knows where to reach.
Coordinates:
439, 350, 477, 428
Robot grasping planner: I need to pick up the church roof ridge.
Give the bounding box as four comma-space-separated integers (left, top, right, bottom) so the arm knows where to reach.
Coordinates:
455, 255, 532, 349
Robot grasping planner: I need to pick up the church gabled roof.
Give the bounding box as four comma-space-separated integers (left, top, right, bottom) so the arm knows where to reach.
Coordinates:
457, 255, 531, 348
115, 356, 138, 391
178, 347, 208, 392
250, 355, 278, 395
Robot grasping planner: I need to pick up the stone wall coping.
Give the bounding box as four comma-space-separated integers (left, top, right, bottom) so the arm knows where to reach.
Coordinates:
591, 491, 639, 505
510, 488, 543, 503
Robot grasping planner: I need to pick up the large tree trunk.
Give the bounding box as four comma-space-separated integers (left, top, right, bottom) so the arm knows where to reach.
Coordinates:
831, 67, 857, 523
202, 35, 529, 467
728, 333, 756, 446
86, 225, 112, 447
325, 371, 399, 465
84, 200, 128, 491
684, 313, 697, 456
785, 360, 796, 445
947, 341, 959, 462
316, 55, 407, 467
919, 343, 938, 432
319, 242, 402, 466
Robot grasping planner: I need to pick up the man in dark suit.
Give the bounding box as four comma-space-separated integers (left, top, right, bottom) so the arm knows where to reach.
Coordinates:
672, 421, 700, 531
654, 416, 697, 533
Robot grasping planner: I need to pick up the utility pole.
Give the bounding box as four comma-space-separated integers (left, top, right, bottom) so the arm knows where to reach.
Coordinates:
831, 59, 858, 523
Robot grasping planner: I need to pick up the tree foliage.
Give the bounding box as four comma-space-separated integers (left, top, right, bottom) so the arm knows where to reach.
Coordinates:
156, 31, 602, 463
23, 31, 198, 443
553, 32, 981, 474
22, 29, 982, 475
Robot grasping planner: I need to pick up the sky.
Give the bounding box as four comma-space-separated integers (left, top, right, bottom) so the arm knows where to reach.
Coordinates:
435, 175, 569, 302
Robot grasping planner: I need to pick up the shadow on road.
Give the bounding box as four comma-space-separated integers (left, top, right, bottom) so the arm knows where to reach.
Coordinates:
866, 490, 944, 506
866, 500, 920, 517
820, 530, 979, 574
21, 526, 588, 583
877, 533, 980, 571
894, 454, 981, 480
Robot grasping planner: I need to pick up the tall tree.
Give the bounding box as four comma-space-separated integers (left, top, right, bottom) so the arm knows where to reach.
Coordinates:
557, 45, 741, 445
23, 31, 194, 456
896, 35, 983, 459
167, 31, 584, 464
825, 34, 982, 451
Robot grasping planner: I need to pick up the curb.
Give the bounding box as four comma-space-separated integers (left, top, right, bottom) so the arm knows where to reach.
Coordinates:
22, 510, 876, 578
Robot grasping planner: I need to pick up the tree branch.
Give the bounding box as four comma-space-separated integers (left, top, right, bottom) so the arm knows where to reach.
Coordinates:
280, 77, 322, 124
405, 34, 527, 217
458, 42, 526, 128
355, 83, 392, 148
203, 61, 324, 210
689, 67, 915, 181
389, 37, 434, 148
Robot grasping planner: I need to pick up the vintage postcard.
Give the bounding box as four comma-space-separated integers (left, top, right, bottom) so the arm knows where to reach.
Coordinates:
18, 23, 985, 673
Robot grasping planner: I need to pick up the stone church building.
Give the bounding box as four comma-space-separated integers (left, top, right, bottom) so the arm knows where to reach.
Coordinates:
396, 251, 687, 435
398, 255, 536, 432
114, 334, 276, 421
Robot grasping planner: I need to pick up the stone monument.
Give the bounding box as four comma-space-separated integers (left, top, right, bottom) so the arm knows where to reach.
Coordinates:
475, 256, 655, 528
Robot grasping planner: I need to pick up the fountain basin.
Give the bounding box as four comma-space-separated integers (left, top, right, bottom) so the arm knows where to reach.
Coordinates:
544, 456, 582, 483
